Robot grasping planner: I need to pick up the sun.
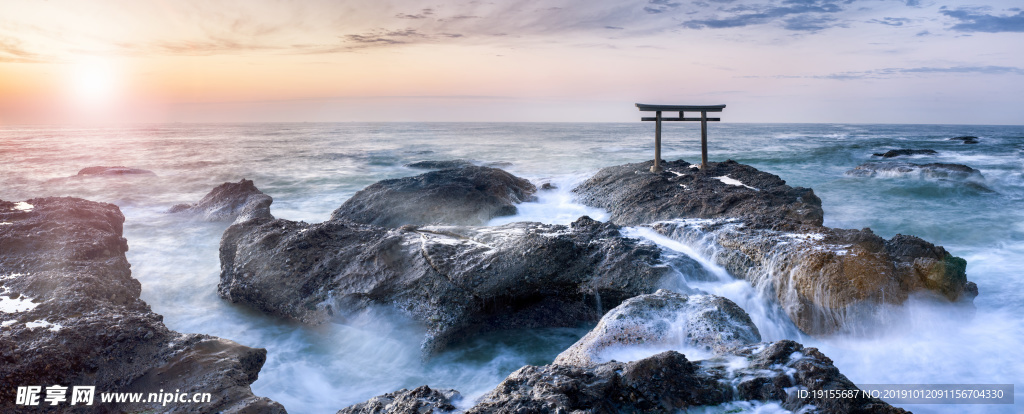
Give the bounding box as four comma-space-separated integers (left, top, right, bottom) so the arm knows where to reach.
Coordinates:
68, 57, 120, 106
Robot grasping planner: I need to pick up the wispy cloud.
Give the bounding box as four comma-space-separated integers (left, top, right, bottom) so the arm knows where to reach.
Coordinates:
0, 36, 46, 62
869, 17, 912, 26
940, 7, 1024, 33
681, 0, 846, 31
747, 65, 1024, 80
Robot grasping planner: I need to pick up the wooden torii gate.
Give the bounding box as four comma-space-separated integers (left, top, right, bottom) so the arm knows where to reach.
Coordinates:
636, 103, 726, 173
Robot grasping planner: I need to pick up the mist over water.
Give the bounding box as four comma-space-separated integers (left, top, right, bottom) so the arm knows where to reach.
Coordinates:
1, 123, 1021, 412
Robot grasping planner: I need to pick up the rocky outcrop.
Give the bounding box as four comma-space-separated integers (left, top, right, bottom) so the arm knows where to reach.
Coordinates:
168, 179, 270, 221
572, 160, 824, 228
872, 149, 937, 158
330, 166, 537, 227
574, 159, 977, 336
846, 161, 983, 180
949, 135, 979, 144
652, 219, 977, 335
553, 290, 760, 367
336, 386, 460, 414
0, 197, 284, 413
405, 160, 475, 170
76, 166, 155, 176
220, 185, 669, 354
345, 340, 904, 413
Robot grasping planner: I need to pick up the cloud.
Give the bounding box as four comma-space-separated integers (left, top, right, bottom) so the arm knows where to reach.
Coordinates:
790, 65, 1024, 79
395, 8, 434, 19
868, 17, 911, 26
940, 7, 1024, 33
0, 36, 47, 62
681, 0, 845, 31
644, 0, 681, 14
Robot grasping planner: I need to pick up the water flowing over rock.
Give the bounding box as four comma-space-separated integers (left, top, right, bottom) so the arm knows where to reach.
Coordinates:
574, 159, 977, 336
872, 149, 938, 158
652, 219, 977, 335
220, 188, 669, 354
553, 290, 760, 367
572, 159, 824, 228
343, 340, 904, 413
336, 386, 460, 414
76, 166, 156, 176
168, 179, 271, 221
0, 197, 284, 413
330, 166, 538, 227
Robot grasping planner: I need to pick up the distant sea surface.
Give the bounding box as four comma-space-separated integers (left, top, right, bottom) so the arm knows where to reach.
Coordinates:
2, 123, 1022, 413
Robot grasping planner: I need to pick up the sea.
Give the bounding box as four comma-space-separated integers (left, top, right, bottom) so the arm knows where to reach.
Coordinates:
1, 123, 1021, 413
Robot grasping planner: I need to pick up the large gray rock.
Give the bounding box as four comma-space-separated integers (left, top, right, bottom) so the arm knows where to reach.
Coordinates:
330, 166, 537, 227
168, 179, 271, 221
345, 341, 906, 414
553, 290, 760, 367
0, 197, 284, 413
336, 386, 460, 414
572, 159, 824, 228
220, 189, 669, 354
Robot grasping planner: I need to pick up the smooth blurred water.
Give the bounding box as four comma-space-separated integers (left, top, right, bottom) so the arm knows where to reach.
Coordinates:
1, 122, 1022, 413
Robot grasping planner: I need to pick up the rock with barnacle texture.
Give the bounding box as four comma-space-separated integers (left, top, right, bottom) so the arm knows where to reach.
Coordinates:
572, 159, 824, 228
0, 197, 284, 413
552, 290, 760, 367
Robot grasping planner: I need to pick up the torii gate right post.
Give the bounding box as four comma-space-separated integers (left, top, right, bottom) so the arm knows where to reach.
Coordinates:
636, 103, 726, 173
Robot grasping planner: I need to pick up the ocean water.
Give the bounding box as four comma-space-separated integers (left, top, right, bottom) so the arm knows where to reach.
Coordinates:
1, 122, 1021, 413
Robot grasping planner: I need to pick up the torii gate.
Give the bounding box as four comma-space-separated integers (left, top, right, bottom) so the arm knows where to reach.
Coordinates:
636, 103, 726, 173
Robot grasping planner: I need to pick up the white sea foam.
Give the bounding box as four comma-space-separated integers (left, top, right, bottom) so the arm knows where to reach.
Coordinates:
715, 175, 758, 190
26, 319, 62, 332
13, 201, 33, 211
0, 295, 38, 313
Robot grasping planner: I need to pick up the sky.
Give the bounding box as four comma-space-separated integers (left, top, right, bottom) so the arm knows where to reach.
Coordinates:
0, 0, 1022, 124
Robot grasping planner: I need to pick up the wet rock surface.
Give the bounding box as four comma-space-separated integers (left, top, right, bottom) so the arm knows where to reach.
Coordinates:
872, 148, 938, 158
168, 179, 271, 221
345, 340, 905, 414
653, 219, 977, 335
331, 166, 537, 227
574, 159, 976, 336
220, 187, 669, 353
76, 166, 156, 176
0, 197, 284, 413
336, 386, 460, 414
572, 159, 824, 228
553, 290, 760, 367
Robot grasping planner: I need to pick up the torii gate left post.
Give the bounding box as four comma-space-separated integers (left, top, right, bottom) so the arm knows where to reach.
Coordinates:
636, 103, 726, 173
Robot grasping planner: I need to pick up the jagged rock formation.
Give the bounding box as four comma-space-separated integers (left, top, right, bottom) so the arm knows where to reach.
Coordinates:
168, 179, 271, 221
0, 197, 284, 413
220, 184, 669, 353
342, 341, 905, 414
336, 386, 460, 414
574, 159, 977, 336
572, 159, 824, 228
